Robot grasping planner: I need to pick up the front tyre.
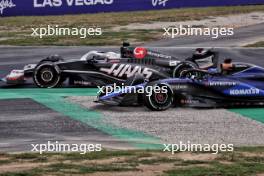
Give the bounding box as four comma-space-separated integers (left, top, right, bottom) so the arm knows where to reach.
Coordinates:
144, 83, 174, 111
33, 63, 61, 88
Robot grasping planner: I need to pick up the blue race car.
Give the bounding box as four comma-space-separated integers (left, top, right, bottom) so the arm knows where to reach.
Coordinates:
97, 59, 264, 111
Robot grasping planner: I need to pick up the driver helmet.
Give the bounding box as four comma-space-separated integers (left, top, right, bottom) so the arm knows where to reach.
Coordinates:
221, 58, 233, 71
194, 48, 208, 56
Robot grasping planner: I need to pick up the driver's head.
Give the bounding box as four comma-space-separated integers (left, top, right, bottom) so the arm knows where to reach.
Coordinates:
222, 58, 233, 71
194, 48, 207, 55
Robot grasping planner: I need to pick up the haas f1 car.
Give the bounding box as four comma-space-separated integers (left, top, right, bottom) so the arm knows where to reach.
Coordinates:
97, 61, 264, 110
1, 43, 218, 88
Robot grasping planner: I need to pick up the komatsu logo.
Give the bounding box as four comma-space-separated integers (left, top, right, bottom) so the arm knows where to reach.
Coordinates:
230, 88, 260, 95
100, 64, 153, 79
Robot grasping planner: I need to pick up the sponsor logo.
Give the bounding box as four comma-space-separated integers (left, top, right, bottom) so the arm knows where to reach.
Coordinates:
152, 0, 168, 7
169, 60, 180, 66
180, 99, 199, 104
100, 64, 153, 79
172, 85, 187, 90
148, 50, 172, 59
230, 88, 260, 95
207, 81, 236, 86
33, 0, 114, 8
133, 47, 147, 59
74, 80, 92, 86
0, 0, 15, 15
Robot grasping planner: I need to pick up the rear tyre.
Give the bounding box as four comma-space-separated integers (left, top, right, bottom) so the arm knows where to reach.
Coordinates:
180, 70, 208, 80
173, 61, 198, 78
33, 62, 62, 88
144, 83, 174, 111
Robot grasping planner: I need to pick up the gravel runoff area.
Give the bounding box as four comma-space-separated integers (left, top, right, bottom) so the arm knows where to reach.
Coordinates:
68, 96, 264, 146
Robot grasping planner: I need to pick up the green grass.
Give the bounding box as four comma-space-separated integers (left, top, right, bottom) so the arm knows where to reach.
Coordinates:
246, 41, 264, 47
0, 147, 263, 176
46, 163, 137, 174
0, 160, 12, 165
165, 162, 264, 176
60, 150, 149, 161
0, 5, 264, 46
236, 146, 264, 152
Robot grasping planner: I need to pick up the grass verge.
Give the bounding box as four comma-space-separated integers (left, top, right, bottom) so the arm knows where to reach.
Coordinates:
0, 5, 264, 46
0, 147, 263, 176
246, 41, 264, 47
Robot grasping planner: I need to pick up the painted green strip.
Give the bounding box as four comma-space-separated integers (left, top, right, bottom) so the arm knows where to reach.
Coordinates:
230, 108, 264, 123
0, 88, 99, 98
0, 88, 162, 149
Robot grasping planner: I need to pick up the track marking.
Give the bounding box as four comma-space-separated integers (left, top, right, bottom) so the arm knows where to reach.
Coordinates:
230, 108, 264, 123
0, 88, 162, 149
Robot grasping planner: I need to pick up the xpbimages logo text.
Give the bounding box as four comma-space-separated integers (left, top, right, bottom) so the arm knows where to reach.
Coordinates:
97, 83, 168, 97
163, 142, 234, 154
31, 25, 102, 39
31, 141, 102, 154
163, 25, 234, 39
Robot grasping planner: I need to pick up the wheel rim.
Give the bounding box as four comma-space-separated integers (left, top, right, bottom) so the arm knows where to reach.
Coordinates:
41, 70, 53, 82
148, 84, 173, 110
34, 64, 61, 88
173, 62, 197, 78
154, 92, 168, 104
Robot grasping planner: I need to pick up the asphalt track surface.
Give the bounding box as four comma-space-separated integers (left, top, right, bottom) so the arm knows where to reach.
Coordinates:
0, 99, 132, 152
0, 47, 264, 152
147, 23, 264, 47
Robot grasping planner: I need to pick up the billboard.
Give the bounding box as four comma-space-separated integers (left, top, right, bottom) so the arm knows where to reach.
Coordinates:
1, 0, 263, 17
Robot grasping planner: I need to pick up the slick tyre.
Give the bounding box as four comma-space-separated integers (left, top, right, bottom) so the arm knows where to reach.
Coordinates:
144, 83, 174, 111
173, 61, 198, 78
33, 62, 62, 88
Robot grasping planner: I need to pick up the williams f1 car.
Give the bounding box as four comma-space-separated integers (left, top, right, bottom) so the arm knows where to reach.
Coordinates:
97, 61, 264, 111
1, 43, 218, 88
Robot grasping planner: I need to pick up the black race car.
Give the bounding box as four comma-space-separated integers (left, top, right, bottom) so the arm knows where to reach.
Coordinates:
1, 43, 218, 88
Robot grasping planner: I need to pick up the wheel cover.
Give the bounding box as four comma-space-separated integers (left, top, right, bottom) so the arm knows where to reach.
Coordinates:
148, 84, 173, 110
34, 64, 61, 88
41, 70, 54, 82
154, 93, 168, 104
